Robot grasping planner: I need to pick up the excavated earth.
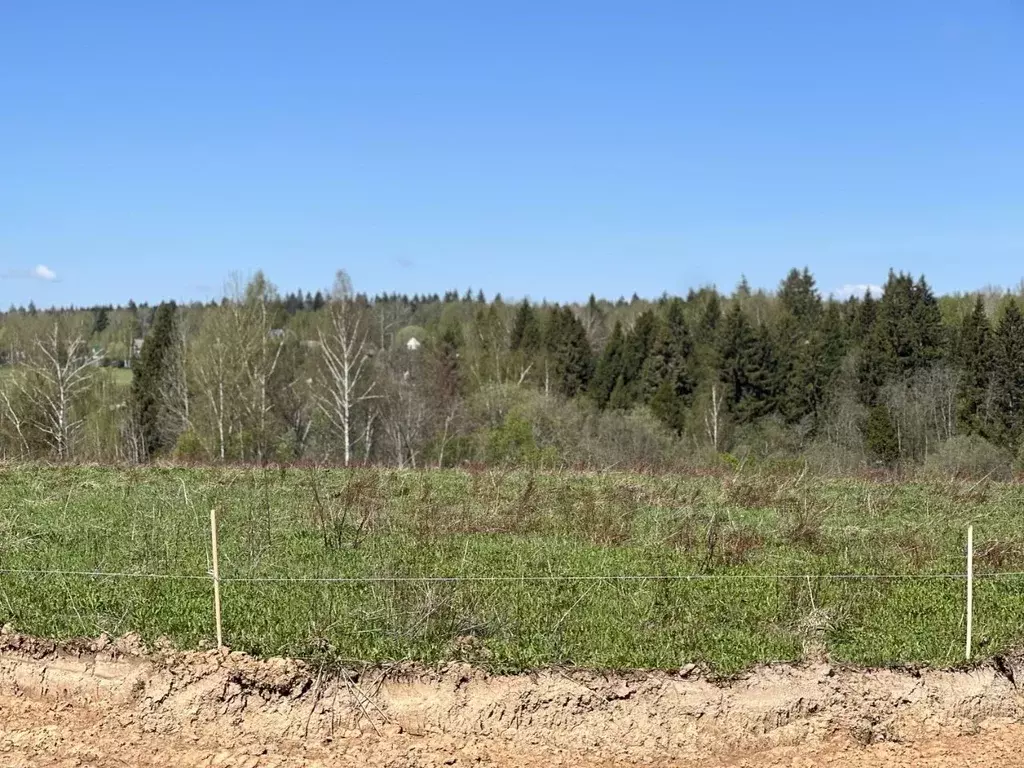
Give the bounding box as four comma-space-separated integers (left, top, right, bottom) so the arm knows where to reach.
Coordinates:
3, 632, 1024, 766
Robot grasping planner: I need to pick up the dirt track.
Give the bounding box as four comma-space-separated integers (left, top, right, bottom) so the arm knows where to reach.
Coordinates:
4, 633, 1024, 767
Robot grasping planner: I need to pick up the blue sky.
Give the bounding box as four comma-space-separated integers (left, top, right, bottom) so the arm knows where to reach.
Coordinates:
2, 1, 1023, 307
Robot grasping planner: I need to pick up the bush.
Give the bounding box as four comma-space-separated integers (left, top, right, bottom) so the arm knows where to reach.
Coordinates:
924, 435, 1012, 480
172, 429, 206, 461
576, 407, 678, 470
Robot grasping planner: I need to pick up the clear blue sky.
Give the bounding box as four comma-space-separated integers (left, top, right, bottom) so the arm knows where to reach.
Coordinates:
3, 1, 1023, 307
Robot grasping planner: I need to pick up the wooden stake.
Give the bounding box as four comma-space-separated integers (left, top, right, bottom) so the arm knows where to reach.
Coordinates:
211, 508, 224, 649
966, 524, 973, 662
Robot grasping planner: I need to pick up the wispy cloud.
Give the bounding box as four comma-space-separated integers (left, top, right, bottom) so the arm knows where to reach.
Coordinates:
830, 283, 883, 300
1, 264, 58, 281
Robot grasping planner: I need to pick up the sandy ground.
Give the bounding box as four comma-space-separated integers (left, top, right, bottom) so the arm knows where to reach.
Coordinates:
5, 693, 1024, 767
3, 633, 1024, 767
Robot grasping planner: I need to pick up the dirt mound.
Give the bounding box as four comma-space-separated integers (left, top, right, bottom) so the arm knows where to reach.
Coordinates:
2, 632, 1024, 766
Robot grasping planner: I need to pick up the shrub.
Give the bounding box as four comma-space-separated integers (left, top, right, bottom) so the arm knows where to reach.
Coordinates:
924, 435, 1012, 480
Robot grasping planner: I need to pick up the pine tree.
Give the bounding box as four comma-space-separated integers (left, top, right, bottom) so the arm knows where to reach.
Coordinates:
954, 297, 993, 435
131, 301, 178, 459
991, 300, 1024, 448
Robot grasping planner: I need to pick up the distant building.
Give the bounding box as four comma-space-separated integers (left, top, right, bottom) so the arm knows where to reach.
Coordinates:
405, 336, 422, 351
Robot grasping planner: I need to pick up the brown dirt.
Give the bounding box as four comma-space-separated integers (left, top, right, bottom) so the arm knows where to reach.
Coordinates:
3, 632, 1024, 766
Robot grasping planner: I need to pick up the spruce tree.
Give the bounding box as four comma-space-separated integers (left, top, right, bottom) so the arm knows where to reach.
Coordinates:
857, 271, 944, 405
509, 300, 541, 353
92, 306, 109, 335
854, 290, 876, 344
774, 268, 823, 423
619, 310, 659, 403
545, 307, 593, 397
991, 300, 1024, 448
954, 297, 993, 435
636, 298, 695, 430
591, 320, 626, 407
718, 303, 773, 423
865, 405, 899, 465
131, 301, 178, 459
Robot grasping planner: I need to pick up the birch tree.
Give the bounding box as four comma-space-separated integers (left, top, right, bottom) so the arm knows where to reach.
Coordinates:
315, 270, 377, 465
11, 316, 95, 460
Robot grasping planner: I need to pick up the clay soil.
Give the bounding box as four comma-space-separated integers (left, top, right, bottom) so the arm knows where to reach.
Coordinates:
3, 633, 1024, 767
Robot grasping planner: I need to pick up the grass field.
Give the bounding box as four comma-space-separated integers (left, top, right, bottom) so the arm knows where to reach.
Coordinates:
0, 465, 1022, 673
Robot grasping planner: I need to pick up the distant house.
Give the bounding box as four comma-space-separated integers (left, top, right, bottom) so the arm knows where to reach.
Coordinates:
268, 328, 285, 340
132, 338, 145, 356
405, 336, 422, 351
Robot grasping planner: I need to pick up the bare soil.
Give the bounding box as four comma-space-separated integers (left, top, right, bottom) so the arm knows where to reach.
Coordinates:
3, 632, 1024, 767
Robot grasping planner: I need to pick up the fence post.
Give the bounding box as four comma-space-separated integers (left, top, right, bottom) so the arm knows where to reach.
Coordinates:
966, 524, 973, 662
210, 508, 224, 649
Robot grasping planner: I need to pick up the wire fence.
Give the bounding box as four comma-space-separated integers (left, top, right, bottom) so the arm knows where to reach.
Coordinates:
0, 512, 1007, 670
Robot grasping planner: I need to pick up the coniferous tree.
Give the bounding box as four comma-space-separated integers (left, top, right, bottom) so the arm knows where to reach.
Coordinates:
92, 307, 110, 335
637, 299, 695, 431
131, 301, 178, 459
858, 272, 944, 405
854, 290, 877, 344
991, 300, 1024, 448
544, 307, 593, 397
619, 310, 659, 403
718, 304, 773, 424
509, 301, 541, 352
865, 405, 899, 465
774, 268, 823, 423
954, 297, 993, 435
591, 320, 626, 408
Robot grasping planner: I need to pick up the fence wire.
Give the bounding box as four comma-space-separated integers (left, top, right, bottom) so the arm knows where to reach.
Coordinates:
0, 567, 1019, 582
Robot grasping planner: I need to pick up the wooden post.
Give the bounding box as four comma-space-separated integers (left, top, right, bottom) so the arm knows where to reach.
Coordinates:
966, 525, 973, 662
210, 508, 224, 649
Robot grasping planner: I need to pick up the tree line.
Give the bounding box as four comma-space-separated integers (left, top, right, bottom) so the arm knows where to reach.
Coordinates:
1, 267, 1023, 473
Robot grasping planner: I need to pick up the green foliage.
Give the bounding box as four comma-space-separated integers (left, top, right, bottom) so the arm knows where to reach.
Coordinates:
131, 301, 179, 459
718, 304, 775, 423
590, 320, 626, 408
858, 272, 945, 405
92, 306, 110, 335
544, 307, 593, 397
172, 429, 206, 461
991, 300, 1024, 449
486, 413, 556, 467
865, 405, 900, 465
954, 297, 993, 436
509, 300, 541, 353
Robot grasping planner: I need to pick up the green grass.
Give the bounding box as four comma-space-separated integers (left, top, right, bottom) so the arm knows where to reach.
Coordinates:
0, 465, 1021, 673
0, 365, 132, 384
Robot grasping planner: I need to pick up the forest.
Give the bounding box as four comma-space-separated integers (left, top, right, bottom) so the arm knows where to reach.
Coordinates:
0, 267, 1021, 475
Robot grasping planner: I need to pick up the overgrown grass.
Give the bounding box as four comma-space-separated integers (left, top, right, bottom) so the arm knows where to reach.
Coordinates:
0, 465, 1022, 673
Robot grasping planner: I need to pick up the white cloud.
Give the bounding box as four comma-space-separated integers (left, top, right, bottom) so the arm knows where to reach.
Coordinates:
830, 283, 883, 300
32, 264, 57, 281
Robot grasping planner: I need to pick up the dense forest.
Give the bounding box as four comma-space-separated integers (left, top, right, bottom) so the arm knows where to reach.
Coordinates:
1, 268, 1022, 474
